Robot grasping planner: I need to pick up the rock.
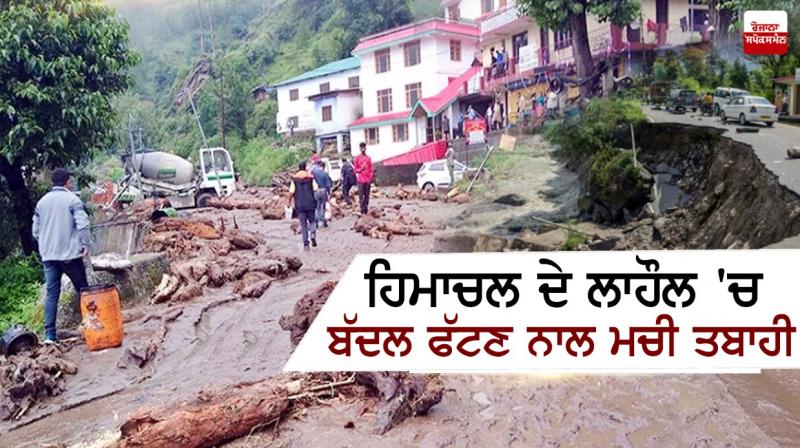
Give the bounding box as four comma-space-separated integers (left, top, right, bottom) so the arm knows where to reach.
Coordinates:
493, 193, 527, 207
591, 203, 611, 223
472, 392, 491, 406
473, 234, 508, 252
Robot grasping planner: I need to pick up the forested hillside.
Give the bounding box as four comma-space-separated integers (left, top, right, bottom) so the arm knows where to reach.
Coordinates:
108, 0, 441, 183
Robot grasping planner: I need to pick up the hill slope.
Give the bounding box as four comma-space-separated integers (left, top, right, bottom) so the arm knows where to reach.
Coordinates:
107, 0, 441, 183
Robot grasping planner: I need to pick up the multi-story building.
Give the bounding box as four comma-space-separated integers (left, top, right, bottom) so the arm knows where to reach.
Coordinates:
446, 0, 723, 124
347, 18, 480, 162
274, 56, 361, 146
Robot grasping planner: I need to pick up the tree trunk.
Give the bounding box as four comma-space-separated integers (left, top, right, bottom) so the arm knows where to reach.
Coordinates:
0, 158, 36, 254
569, 6, 594, 99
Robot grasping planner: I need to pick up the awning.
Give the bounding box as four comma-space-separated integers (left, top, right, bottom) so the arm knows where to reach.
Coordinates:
381, 140, 448, 167
348, 110, 410, 130
410, 65, 482, 118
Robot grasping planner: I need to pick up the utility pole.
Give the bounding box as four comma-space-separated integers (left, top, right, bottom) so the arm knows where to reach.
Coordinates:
206, 0, 225, 149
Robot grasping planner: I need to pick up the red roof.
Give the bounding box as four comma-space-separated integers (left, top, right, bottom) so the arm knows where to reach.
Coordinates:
413, 65, 481, 117
353, 18, 479, 53
349, 110, 410, 128
381, 140, 448, 166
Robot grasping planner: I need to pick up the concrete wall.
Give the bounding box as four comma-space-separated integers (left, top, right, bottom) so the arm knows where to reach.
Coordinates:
275, 68, 360, 134
350, 115, 430, 162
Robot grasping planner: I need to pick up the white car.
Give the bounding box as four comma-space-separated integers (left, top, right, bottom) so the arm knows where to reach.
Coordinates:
720, 95, 778, 127
713, 87, 749, 116
416, 159, 470, 191
322, 157, 341, 183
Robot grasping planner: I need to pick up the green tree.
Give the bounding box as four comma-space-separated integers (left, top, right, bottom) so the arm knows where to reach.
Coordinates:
727, 58, 749, 89
517, 0, 639, 98
0, 0, 139, 254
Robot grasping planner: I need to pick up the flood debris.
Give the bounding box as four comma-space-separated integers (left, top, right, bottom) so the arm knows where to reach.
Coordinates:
393, 185, 438, 201
0, 345, 78, 421
352, 207, 435, 240
279, 280, 338, 345
113, 370, 443, 447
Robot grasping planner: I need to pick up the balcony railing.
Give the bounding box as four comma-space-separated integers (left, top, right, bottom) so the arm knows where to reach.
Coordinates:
480, 4, 522, 36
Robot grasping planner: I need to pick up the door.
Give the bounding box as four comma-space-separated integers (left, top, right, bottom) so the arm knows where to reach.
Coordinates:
539, 27, 550, 65
512, 31, 528, 62
729, 96, 745, 116
656, 0, 668, 24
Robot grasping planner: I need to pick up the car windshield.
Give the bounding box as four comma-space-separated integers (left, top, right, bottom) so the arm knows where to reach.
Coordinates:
731, 90, 749, 97
748, 97, 772, 105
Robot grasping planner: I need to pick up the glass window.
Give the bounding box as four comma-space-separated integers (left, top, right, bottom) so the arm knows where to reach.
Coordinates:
749, 97, 771, 105
365, 127, 380, 145
405, 83, 421, 109
404, 40, 421, 67
319, 82, 330, 93
429, 162, 445, 171
481, 0, 493, 14
450, 40, 462, 61
448, 5, 460, 21
377, 89, 393, 113
375, 49, 391, 73
348, 76, 360, 88
289, 89, 299, 101
392, 123, 409, 142
322, 105, 332, 122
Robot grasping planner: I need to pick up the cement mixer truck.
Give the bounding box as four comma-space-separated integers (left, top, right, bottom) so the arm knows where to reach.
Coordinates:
118, 146, 236, 209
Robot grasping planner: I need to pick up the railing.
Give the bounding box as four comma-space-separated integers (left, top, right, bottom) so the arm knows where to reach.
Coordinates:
479, 4, 521, 36
483, 56, 517, 85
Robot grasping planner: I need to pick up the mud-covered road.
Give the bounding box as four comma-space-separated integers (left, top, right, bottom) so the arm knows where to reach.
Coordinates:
4, 135, 800, 447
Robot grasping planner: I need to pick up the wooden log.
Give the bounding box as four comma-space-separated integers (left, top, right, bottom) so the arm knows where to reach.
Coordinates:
355, 372, 444, 435
279, 281, 338, 345
115, 381, 289, 448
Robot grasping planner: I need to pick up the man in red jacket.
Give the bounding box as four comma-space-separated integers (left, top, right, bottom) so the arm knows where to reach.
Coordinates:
354, 142, 373, 215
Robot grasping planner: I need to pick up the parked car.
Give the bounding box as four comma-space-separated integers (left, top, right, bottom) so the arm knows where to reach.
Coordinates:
666, 89, 698, 112
720, 95, 778, 126
712, 87, 749, 115
416, 159, 471, 190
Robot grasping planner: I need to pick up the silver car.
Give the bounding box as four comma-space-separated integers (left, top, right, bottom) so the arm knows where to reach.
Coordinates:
720, 95, 778, 127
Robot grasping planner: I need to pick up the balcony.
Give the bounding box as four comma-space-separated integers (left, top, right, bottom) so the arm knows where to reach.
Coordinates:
479, 4, 524, 37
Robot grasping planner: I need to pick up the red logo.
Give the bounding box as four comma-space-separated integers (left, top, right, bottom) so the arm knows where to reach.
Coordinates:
743, 11, 788, 55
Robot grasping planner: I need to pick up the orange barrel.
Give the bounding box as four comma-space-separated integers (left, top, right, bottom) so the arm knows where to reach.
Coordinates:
80, 284, 124, 351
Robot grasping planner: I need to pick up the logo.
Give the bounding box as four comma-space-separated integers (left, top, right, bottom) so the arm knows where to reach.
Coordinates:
743, 11, 788, 55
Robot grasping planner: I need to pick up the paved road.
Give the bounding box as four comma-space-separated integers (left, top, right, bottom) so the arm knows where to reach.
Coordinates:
643, 106, 800, 195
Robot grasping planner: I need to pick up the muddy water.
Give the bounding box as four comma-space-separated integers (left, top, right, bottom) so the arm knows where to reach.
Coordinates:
5, 138, 800, 447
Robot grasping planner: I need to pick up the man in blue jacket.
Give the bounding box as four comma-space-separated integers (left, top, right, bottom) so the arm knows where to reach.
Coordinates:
312, 161, 333, 227
32, 168, 91, 344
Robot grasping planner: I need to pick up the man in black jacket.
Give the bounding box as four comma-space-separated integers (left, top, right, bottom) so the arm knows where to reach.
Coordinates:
341, 158, 357, 206
288, 161, 318, 250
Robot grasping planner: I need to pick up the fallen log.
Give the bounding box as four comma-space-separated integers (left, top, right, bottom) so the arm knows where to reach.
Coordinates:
115, 381, 290, 448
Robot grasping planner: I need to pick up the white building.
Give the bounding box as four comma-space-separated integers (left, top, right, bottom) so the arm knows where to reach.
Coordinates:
348, 18, 480, 163
274, 57, 362, 143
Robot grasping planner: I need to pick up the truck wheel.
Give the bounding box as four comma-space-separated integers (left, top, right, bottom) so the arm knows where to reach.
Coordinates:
196, 192, 214, 208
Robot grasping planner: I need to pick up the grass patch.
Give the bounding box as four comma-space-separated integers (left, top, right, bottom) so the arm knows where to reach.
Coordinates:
560, 220, 588, 251
0, 255, 44, 333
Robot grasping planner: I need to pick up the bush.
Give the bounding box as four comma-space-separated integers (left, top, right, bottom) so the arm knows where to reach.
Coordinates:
235, 137, 312, 186
587, 147, 648, 217
544, 98, 646, 164
0, 255, 44, 333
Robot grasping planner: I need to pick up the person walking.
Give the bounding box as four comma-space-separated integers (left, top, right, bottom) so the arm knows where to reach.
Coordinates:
33, 168, 90, 344
313, 161, 333, 227
288, 161, 318, 250
456, 109, 464, 138
546, 89, 559, 119
493, 101, 502, 130
445, 143, 456, 186
442, 114, 451, 140
341, 158, 356, 206
354, 142, 373, 215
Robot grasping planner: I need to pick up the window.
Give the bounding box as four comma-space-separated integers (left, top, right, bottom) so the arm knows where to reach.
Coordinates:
429, 162, 445, 171
322, 105, 332, 122
348, 76, 360, 88
375, 49, 391, 73
287, 116, 298, 128
481, 0, 493, 14
447, 5, 460, 21
392, 123, 409, 142
554, 28, 572, 50
364, 127, 380, 145
289, 89, 299, 101
405, 83, 421, 108
377, 88, 393, 113
449, 40, 462, 61
512, 31, 528, 61
499, 0, 507, 6
319, 82, 330, 93
404, 40, 421, 67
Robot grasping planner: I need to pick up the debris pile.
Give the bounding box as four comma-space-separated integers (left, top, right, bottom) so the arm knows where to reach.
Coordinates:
392, 185, 439, 202
352, 206, 433, 240
144, 217, 302, 302
0, 345, 78, 421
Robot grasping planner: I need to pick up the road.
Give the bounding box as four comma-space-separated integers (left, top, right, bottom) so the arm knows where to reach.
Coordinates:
643, 106, 800, 195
